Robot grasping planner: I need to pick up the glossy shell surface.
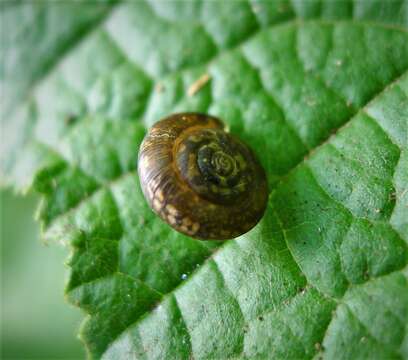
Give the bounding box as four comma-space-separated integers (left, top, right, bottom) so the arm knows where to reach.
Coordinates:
138, 113, 268, 240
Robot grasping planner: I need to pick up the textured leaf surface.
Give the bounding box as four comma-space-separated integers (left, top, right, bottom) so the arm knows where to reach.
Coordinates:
1, 1, 408, 359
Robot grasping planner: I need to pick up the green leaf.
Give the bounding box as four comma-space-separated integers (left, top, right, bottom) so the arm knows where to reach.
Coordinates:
2, 1, 408, 359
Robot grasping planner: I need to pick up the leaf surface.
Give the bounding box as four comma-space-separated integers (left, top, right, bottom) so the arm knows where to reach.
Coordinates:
1, 1, 408, 359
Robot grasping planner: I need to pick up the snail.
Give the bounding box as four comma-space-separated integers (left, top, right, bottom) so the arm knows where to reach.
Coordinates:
138, 113, 268, 240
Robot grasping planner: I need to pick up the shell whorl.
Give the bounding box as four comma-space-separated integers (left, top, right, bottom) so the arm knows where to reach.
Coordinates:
138, 113, 268, 240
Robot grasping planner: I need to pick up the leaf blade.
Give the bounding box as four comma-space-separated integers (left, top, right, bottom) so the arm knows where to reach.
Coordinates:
2, 1, 408, 359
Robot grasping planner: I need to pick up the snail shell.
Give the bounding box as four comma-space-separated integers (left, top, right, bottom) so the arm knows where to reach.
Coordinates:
138, 113, 268, 240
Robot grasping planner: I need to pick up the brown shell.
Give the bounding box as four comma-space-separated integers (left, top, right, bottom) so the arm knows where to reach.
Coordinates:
138, 113, 268, 240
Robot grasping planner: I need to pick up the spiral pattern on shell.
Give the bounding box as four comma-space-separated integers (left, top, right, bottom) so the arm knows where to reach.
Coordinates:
138, 113, 268, 240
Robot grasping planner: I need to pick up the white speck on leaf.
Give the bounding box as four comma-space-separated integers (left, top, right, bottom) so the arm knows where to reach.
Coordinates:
306, 97, 317, 106
187, 73, 211, 97
251, 4, 260, 13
